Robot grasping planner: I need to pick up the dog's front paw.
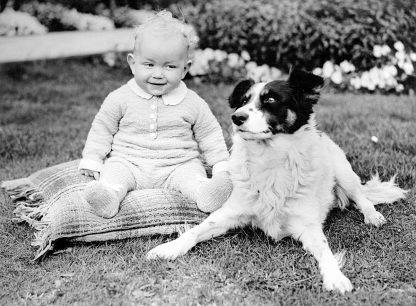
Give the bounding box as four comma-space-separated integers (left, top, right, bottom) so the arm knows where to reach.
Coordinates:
146, 240, 188, 260
364, 211, 386, 227
323, 270, 353, 294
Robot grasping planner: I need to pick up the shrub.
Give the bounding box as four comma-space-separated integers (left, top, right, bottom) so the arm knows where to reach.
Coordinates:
171, 0, 416, 72
100, 6, 155, 28
313, 41, 416, 94
20, 1, 114, 31
20, 1, 68, 31
0, 8, 47, 36
60, 9, 114, 31
188, 49, 283, 84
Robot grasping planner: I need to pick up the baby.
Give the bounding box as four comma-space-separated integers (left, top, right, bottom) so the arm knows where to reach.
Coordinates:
79, 11, 232, 218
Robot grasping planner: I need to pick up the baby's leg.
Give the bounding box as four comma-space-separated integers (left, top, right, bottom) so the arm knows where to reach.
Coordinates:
83, 159, 136, 218
166, 160, 233, 212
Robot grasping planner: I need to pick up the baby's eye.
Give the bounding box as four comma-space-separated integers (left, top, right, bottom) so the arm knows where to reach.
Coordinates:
143, 63, 153, 67
167, 65, 177, 69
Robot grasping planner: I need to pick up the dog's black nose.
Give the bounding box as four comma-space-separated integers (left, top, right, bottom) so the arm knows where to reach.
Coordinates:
232, 112, 248, 126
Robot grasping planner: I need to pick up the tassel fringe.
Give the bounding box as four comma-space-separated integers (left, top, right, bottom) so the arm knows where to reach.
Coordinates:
1, 178, 53, 261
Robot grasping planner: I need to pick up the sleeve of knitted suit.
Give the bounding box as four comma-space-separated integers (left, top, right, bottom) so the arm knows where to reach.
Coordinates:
78, 93, 123, 173
193, 97, 229, 173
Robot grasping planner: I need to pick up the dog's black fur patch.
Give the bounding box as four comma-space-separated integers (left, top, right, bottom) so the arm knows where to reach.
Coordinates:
228, 79, 255, 109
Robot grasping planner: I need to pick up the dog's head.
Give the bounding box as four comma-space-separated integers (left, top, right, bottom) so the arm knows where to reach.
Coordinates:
228, 68, 324, 140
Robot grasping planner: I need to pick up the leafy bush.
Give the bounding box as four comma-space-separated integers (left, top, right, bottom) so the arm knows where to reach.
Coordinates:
60, 8, 114, 30
188, 49, 283, 84
171, 0, 416, 72
20, 1, 68, 31
313, 42, 416, 94
100, 6, 154, 28
20, 1, 114, 31
0, 8, 47, 36
38, 0, 104, 14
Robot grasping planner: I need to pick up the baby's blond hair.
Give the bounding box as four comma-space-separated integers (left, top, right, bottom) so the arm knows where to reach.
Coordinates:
133, 10, 199, 59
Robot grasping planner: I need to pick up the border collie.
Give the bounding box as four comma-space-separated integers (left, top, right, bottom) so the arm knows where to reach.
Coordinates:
147, 69, 406, 293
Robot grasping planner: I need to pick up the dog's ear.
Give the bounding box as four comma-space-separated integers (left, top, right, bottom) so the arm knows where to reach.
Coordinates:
288, 67, 324, 104
229, 79, 255, 108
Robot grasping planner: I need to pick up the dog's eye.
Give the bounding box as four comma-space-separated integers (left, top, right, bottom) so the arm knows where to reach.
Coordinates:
241, 96, 249, 103
264, 97, 276, 104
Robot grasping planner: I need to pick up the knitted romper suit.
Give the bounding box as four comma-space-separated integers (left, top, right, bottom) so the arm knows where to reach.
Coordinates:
79, 80, 231, 215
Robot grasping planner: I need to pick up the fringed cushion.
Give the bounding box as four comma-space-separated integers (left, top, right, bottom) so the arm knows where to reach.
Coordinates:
1, 160, 207, 260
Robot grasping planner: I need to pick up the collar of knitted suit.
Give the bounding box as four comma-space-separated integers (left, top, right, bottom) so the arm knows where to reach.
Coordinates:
127, 79, 188, 106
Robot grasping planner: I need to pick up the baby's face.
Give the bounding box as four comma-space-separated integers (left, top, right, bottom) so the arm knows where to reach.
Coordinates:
128, 31, 191, 96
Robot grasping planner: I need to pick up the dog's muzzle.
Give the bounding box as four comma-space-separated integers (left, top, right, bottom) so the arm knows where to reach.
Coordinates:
231, 111, 248, 126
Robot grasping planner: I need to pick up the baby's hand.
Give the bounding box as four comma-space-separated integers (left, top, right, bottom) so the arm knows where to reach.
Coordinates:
80, 169, 100, 180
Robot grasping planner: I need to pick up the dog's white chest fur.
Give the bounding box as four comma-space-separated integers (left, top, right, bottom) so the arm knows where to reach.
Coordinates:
229, 127, 335, 238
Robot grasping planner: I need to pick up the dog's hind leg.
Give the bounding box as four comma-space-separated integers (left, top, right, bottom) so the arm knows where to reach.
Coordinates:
332, 152, 387, 227
147, 194, 249, 260
291, 224, 353, 294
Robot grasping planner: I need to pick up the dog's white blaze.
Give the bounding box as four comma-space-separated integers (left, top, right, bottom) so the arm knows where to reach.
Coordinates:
234, 83, 271, 138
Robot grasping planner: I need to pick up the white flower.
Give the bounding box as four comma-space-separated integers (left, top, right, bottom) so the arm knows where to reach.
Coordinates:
383, 65, 397, 77
245, 61, 257, 72
340, 60, 355, 73
247, 65, 270, 82
385, 74, 398, 87
322, 61, 334, 78
410, 52, 416, 62
0, 8, 47, 36
204, 48, 215, 61
369, 67, 382, 87
270, 67, 282, 79
403, 61, 414, 75
259, 65, 272, 82
371, 136, 378, 143
395, 51, 405, 62
312, 67, 322, 75
227, 53, 241, 68
398, 61, 405, 70
213, 49, 227, 62
395, 84, 404, 92
241, 50, 250, 61
247, 67, 262, 82
378, 78, 386, 89
381, 45, 391, 56
330, 70, 343, 84
361, 72, 375, 90
188, 64, 198, 76
394, 41, 405, 51
61, 9, 114, 30
373, 45, 383, 58
102, 52, 116, 67
350, 76, 361, 89
367, 83, 376, 91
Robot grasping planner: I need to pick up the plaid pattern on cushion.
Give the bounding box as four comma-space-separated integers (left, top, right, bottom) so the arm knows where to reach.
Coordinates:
1, 160, 207, 260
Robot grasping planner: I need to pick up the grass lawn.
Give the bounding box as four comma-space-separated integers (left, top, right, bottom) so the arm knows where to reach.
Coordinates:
1, 59, 415, 305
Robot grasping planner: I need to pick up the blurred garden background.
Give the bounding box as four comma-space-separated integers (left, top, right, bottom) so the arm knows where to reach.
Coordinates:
1, 0, 416, 91
1, 0, 415, 305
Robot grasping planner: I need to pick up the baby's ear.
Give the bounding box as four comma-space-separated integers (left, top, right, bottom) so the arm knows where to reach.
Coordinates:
288, 67, 324, 104
182, 60, 192, 78
228, 79, 255, 108
127, 53, 135, 75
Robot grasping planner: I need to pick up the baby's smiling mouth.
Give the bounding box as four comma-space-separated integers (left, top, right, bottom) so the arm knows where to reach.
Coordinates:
148, 82, 166, 86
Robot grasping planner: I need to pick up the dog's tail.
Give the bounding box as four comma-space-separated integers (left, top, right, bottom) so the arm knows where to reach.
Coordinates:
361, 174, 407, 205
335, 174, 407, 209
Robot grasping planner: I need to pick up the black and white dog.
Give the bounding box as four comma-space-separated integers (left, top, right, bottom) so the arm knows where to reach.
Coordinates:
147, 69, 406, 293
